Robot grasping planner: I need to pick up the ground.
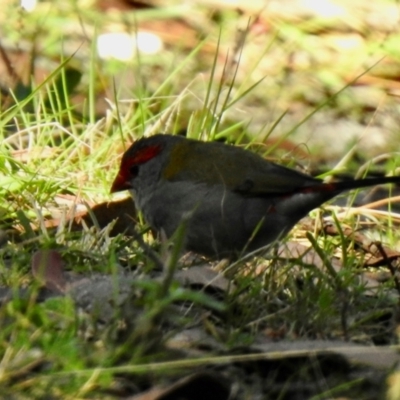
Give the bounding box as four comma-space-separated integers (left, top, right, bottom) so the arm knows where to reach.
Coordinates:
1, 0, 400, 398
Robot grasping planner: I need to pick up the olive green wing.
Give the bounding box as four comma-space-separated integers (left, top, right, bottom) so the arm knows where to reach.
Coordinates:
162, 140, 320, 195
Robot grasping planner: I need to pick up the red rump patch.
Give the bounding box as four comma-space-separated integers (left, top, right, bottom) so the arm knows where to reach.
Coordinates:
277, 183, 337, 199
300, 183, 337, 194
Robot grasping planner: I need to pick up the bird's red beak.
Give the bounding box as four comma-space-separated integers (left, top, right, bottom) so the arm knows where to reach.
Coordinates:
110, 172, 132, 193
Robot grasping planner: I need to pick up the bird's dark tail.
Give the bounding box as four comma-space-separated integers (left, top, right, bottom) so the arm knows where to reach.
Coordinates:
304, 176, 400, 195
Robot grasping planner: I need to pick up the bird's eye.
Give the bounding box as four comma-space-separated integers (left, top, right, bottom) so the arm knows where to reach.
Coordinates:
129, 165, 139, 176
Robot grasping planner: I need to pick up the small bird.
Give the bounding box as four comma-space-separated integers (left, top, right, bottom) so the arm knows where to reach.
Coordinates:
111, 134, 400, 258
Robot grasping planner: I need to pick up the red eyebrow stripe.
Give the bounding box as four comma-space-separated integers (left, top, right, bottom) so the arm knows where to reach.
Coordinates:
130, 144, 162, 164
